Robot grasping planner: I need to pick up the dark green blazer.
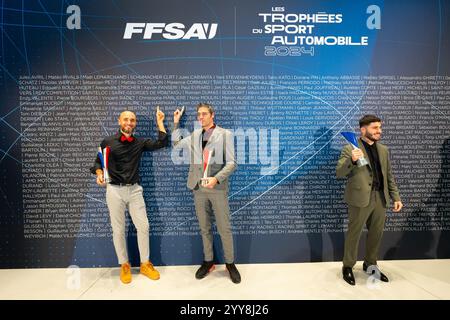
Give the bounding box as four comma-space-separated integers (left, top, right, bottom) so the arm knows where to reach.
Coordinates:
336, 138, 401, 208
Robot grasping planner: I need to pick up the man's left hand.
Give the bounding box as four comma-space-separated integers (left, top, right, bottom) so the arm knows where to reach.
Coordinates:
393, 201, 403, 212
204, 177, 218, 189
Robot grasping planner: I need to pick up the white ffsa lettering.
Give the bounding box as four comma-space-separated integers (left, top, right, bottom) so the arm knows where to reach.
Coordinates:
123, 23, 218, 40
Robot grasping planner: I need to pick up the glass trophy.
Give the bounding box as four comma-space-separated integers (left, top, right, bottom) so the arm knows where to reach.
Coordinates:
98, 146, 110, 183
341, 131, 369, 167
201, 148, 212, 187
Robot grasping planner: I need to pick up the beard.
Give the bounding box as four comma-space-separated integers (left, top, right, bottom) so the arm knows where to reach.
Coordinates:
365, 132, 381, 142
120, 126, 134, 134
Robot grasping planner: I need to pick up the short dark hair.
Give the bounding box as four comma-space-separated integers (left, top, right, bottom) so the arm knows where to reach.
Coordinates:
359, 114, 381, 127
196, 103, 214, 114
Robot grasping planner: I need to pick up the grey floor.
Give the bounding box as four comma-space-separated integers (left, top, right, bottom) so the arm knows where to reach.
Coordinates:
0, 259, 449, 300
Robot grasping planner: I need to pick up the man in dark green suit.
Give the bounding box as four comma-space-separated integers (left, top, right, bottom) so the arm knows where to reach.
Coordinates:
336, 115, 403, 286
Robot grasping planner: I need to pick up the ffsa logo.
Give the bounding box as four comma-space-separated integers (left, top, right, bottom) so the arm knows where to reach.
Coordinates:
123, 23, 218, 40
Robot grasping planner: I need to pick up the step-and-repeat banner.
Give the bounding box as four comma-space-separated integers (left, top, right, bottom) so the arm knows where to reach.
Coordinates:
0, 0, 449, 267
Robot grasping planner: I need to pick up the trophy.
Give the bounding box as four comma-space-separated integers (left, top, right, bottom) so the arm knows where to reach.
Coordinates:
201, 148, 212, 187
341, 131, 369, 167
97, 146, 110, 183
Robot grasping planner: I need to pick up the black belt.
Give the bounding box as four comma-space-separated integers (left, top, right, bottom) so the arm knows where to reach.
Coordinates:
109, 182, 138, 186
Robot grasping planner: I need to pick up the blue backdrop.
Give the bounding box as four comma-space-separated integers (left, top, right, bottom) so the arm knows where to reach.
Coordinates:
0, 0, 449, 268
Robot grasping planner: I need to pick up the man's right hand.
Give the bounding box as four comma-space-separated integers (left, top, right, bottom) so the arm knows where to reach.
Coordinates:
173, 107, 184, 124
96, 170, 106, 187
351, 148, 364, 163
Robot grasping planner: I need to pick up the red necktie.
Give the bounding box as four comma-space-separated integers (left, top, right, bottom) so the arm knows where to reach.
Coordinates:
120, 135, 134, 142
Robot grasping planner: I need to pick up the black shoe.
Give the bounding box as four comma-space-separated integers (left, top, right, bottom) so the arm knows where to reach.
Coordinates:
342, 266, 355, 286
363, 262, 389, 282
195, 261, 215, 279
226, 263, 241, 284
